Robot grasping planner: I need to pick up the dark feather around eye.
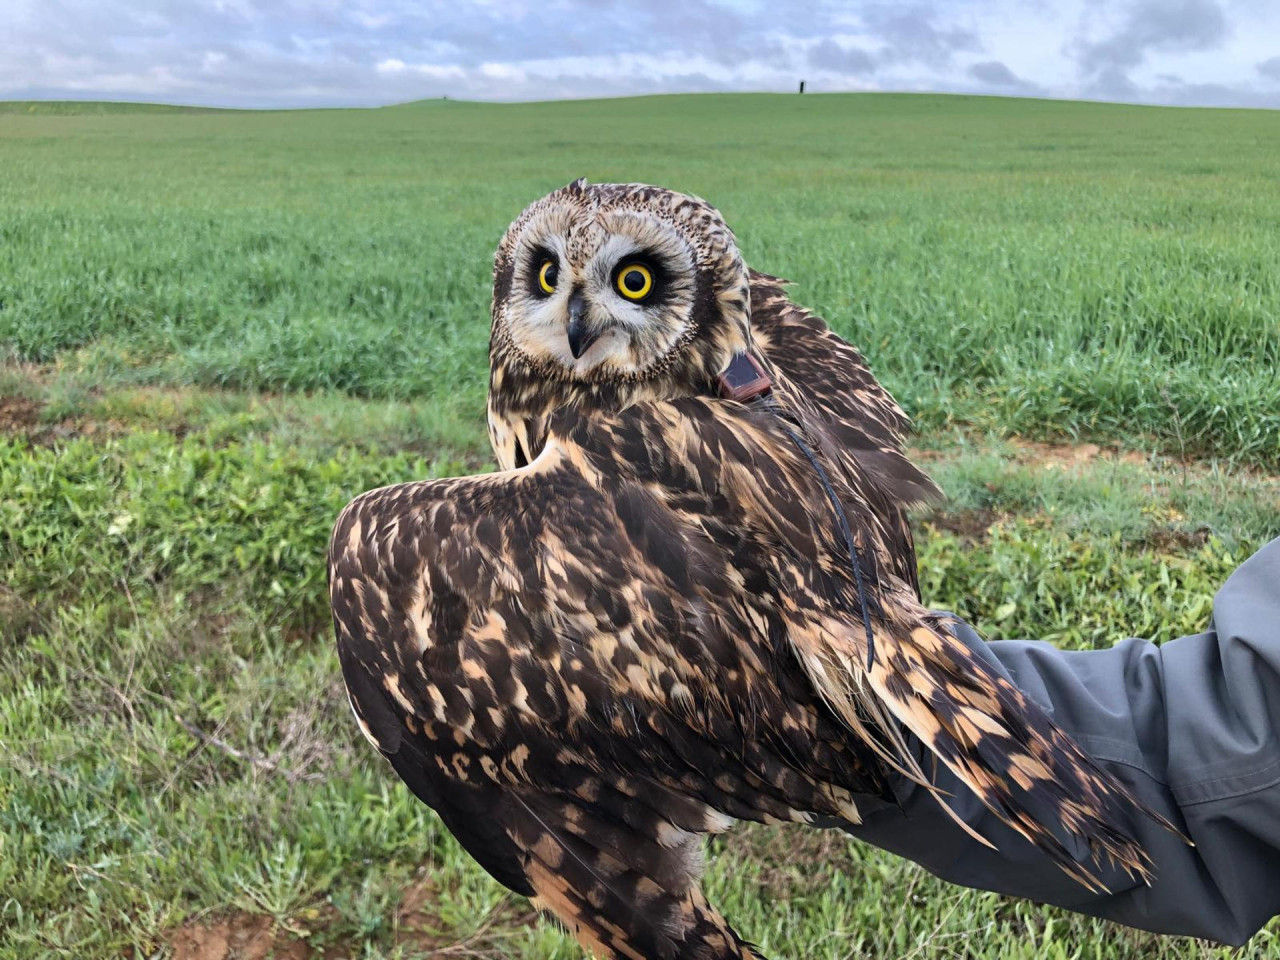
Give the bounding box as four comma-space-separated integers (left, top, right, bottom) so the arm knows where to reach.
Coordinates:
529, 248, 558, 297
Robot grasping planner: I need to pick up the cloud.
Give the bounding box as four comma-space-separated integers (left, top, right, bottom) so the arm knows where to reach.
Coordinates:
804, 6, 982, 81
862, 5, 982, 67
1076, 0, 1229, 74
807, 40, 876, 76
967, 60, 1041, 93
1084, 65, 1140, 101
0, 0, 1277, 109
1073, 0, 1230, 99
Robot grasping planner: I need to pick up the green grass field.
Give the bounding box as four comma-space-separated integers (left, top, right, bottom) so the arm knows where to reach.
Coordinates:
2, 93, 1279, 959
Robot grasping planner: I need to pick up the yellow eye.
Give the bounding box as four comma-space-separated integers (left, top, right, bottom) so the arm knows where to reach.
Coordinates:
615, 263, 653, 301
538, 259, 558, 295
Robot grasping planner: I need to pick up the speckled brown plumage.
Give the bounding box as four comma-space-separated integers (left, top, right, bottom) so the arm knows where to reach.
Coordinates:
331, 181, 1172, 960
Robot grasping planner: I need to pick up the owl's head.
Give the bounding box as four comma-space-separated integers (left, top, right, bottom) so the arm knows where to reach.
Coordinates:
490, 179, 754, 409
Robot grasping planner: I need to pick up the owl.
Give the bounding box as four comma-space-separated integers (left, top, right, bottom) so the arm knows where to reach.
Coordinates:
330, 180, 1170, 959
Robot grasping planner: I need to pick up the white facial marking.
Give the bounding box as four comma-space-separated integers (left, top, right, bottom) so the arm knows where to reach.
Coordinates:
502, 207, 698, 380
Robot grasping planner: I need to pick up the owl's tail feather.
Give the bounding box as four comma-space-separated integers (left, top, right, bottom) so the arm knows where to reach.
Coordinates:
796, 605, 1183, 891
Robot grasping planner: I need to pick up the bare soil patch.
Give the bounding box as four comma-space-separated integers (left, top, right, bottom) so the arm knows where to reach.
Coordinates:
0, 364, 198, 443
169, 915, 306, 960
1006, 439, 1149, 470
911, 438, 1149, 471
918, 506, 1002, 543
1143, 526, 1213, 553
167, 877, 541, 960
0, 394, 42, 435
0, 385, 129, 444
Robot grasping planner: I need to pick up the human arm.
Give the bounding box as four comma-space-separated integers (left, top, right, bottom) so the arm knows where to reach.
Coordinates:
843, 536, 1280, 946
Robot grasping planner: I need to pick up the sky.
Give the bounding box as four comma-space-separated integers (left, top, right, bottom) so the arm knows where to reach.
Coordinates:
3, 0, 1280, 110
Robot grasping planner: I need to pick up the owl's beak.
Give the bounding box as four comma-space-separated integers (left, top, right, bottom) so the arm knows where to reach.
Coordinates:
566, 290, 600, 359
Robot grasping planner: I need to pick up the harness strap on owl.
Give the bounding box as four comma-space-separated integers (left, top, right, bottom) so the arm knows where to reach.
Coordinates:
717, 353, 879, 668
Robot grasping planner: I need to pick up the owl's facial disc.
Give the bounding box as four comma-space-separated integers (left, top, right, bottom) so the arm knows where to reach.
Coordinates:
503, 212, 698, 381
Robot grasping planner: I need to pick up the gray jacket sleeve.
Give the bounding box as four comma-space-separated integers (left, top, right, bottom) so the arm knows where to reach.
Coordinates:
843, 536, 1280, 947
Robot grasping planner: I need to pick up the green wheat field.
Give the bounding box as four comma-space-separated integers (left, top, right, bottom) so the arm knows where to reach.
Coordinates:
2, 93, 1279, 959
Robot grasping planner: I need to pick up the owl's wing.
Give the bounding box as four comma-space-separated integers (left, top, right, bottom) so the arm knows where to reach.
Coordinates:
749, 270, 938, 595
747, 271, 921, 470
330, 428, 796, 960
331, 399, 1170, 960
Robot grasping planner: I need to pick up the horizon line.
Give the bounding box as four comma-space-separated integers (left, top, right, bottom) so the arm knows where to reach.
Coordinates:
3, 88, 1278, 114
